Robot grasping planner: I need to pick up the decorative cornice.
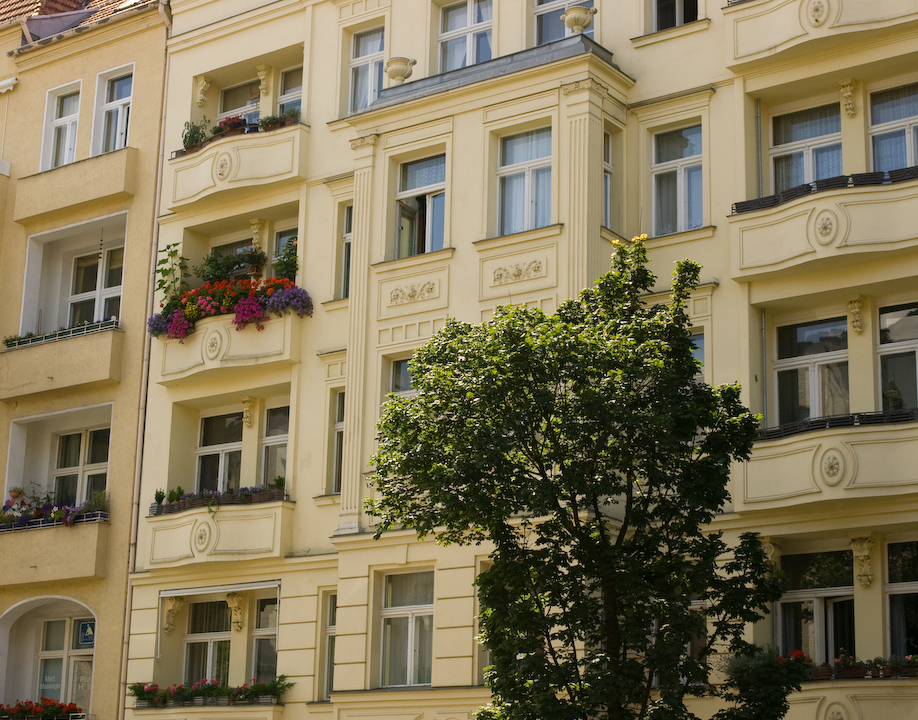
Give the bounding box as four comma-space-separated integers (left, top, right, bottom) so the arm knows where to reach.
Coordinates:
561, 78, 609, 97
350, 134, 379, 150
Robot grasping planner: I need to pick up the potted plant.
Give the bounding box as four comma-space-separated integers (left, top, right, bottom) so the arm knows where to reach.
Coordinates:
150, 489, 165, 516
901, 655, 918, 677
213, 115, 247, 137
282, 107, 300, 125
267, 476, 286, 501
7, 485, 23, 501
834, 649, 866, 678
259, 114, 284, 132
869, 656, 894, 678
272, 238, 298, 281
182, 117, 210, 153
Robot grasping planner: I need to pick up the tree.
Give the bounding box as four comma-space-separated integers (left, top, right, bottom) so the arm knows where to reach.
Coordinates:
369, 239, 793, 720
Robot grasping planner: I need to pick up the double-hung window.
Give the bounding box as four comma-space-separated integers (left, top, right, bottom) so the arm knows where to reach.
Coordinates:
498, 128, 551, 236
653, 125, 702, 236
535, 0, 594, 45
100, 74, 132, 153
184, 601, 231, 685
350, 28, 384, 113
197, 413, 243, 494
888, 541, 918, 657
871, 82, 918, 172
252, 598, 278, 683
53, 428, 109, 506
778, 551, 855, 664
339, 205, 353, 299
220, 79, 260, 124
655, 0, 698, 31
771, 103, 842, 193
603, 131, 614, 228
330, 391, 345, 494
396, 155, 446, 258
38, 618, 95, 708
51, 90, 80, 169
262, 406, 289, 485
775, 318, 849, 426
69, 247, 123, 326
878, 302, 918, 411
439, 0, 492, 72
380, 572, 434, 686
277, 67, 303, 115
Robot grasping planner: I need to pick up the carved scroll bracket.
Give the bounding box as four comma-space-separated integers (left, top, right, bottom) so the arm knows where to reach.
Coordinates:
226, 592, 246, 632
163, 596, 185, 635
850, 536, 875, 588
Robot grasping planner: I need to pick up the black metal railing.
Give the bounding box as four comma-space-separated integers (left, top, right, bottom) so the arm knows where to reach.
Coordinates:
756, 408, 918, 440
732, 166, 918, 215
3, 319, 120, 350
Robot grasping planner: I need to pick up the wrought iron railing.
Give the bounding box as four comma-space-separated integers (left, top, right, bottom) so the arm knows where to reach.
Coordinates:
756, 408, 918, 440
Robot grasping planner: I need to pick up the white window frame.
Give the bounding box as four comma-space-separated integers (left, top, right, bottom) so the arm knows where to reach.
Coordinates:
262, 405, 289, 486
219, 78, 260, 124
184, 600, 232, 685
769, 103, 842, 193
251, 596, 279, 683
396, 155, 447, 259
535, 0, 594, 46
323, 593, 338, 698
497, 128, 552, 236
776, 589, 854, 666
43, 81, 81, 171
349, 27, 385, 114
773, 317, 849, 427
654, 0, 699, 32
67, 245, 124, 327
380, 572, 434, 687
870, 81, 918, 172
270, 227, 297, 280
651, 124, 702, 236
438, 0, 493, 73
37, 617, 95, 705
391, 358, 416, 396
339, 204, 353, 299
93, 65, 133, 156
886, 540, 918, 658
330, 390, 345, 494
51, 427, 110, 507
603, 131, 614, 229
877, 301, 918, 412
196, 412, 244, 494
277, 66, 303, 116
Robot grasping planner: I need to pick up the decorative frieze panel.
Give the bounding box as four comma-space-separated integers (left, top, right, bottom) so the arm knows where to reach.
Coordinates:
377, 318, 447, 347
479, 244, 557, 301
378, 268, 448, 320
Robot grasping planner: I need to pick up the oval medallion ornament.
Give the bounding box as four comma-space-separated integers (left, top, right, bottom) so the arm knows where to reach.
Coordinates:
820, 448, 844, 486
194, 521, 211, 552
215, 153, 232, 181
814, 210, 837, 245
204, 329, 222, 360
807, 0, 828, 26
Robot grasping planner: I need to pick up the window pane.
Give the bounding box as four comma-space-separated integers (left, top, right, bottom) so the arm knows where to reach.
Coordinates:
655, 125, 702, 162
385, 572, 434, 607
73, 618, 95, 649
73, 255, 99, 294
336, 391, 346, 423
224, 449, 241, 492
685, 163, 702, 229
441, 36, 467, 72
657, 0, 676, 30
201, 413, 244, 445
781, 600, 815, 657
501, 129, 551, 165
254, 637, 277, 683
531, 165, 551, 229
105, 248, 124, 288
536, 10, 565, 45
57, 92, 79, 118
777, 318, 848, 358
392, 359, 414, 393
402, 155, 446, 191
198, 454, 219, 493
830, 597, 856, 660
691, 332, 705, 366
281, 68, 303, 95
442, 2, 467, 31
774, 152, 804, 193
257, 598, 278, 629
71, 658, 93, 711
351, 64, 369, 112
221, 80, 259, 113
881, 352, 917, 411
58, 433, 82, 468
499, 172, 525, 236
55, 474, 78, 506
88, 428, 110, 464
413, 614, 433, 684
880, 302, 918, 343
889, 542, 918, 583
777, 368, 809, 425
397, 199, 418, 259
70, 300, 96, 326
184, 641, 208, 684
871, 82, 918, 125
213, 639, 231, 683
333, 430, 344, 493
264, 443, 287, 482
188, 601, 231, 633
773, 104, 840, 145
890, 592, 918, 657
86, 472, 107, 498
819, 360, 848, 416
44, 619, 67, 651
325, 635, 336, 696
474, 30, 492, 63
382, 616, 409, 685
266, 406, 290, 436
102, 108, 119, 153
103, 296, 121, 321
355, 28, 384, 56
39, 658, 64, 700
429, 192, 445, 252
782, 551, 853, 589
108, 75, 132, 102
813, 143, 842, 180
873, 129, 907, 172
654, 170, 677, 236
475, 0, 492, 22
52, 125, 69, 167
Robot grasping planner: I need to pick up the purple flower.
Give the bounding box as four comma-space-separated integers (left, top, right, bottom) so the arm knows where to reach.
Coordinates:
264, 286, 314, 318
147, 312, 170, 336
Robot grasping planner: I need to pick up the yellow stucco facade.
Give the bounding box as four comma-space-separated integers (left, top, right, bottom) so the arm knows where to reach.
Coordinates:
3, 0, 918, 718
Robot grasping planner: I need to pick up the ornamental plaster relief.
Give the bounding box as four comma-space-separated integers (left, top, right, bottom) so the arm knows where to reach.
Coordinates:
479, 245, 556, 301
378, 269, 448, 320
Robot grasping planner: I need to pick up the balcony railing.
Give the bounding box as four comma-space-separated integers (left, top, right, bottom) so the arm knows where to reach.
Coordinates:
3, 318, 119, 349
756, 409, 918, 441
732, 166, 918, 215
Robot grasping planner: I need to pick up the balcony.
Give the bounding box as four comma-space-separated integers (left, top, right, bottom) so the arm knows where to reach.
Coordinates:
167, 123, 308, 210
132, 705, 285, 719
157, 313, 301, 386
0, 323, 124, 401
738, 417, 918, 511
147, 500, 292, 568
728, 171, 918, 281
784, 677, 918, 719
14, 147, 138, 224
1, 513, 109, 586
724, 0, 918, 68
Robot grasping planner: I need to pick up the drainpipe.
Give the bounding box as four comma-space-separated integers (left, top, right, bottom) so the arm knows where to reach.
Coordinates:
118, 3, 171, 718
761, 309, 767, 428
755, 98, 762, 198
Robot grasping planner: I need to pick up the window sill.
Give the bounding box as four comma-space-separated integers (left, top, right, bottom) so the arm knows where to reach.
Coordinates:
313, 493, 341, 507
646, 225, 715, 247
473, 223, 564, 251
600, 226, 628, 245
322, 297, 350, 311
372, 247, 456, 274
631, 18, 711, 48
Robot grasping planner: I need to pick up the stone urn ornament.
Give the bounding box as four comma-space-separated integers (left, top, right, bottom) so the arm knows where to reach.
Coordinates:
561, 5, 597, 34
385, 57, 417, 85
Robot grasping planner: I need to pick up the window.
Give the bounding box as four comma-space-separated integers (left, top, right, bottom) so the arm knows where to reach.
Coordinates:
52, 428, 109, 506
271, 228, 297, 279
330, 391, 345, 494
439, 0, 492, 72
653, 125, 702, 236
396, 155, 446, 258
380, 572, 433, 686
535, 0, 594, 45
878, 302, 918, 411
323, 594, 338, 698
277, 67, 303, 115
184, 601, 231, 685
691, 330, 705, 380
220, 79, 260, 124
68, 247, 123, 326
871, 82, 918, 172
391, 359, 415, 394
38, 618, 95, 708
48, 86, 80, 169
252, 598, 278, 683
775, 318, 848, 426
197, 413, 243, 493
778, 551, 854, 665
888, 541, 918, 657
655, 0, 698, 31
603, 131, 614, 229
771, 104, 842, 193
350, 28, 384, 113
100, 73, 132, 153
498, 128, 551, 236
262, 406, 289, 485
339, 204, 353, 299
